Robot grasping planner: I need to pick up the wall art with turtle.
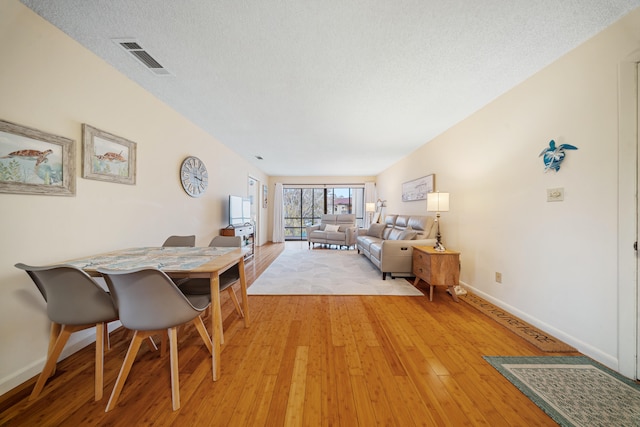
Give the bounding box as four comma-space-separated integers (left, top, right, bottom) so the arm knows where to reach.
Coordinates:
0, 119, 75, 196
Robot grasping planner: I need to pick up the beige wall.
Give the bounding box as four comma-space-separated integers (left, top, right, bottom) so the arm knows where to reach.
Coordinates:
0, 1, 268, 393
377, 8, 640, 374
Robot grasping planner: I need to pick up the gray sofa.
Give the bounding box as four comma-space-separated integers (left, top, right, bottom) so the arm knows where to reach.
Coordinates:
306, 214, 357, 249
356, 214, 437, 279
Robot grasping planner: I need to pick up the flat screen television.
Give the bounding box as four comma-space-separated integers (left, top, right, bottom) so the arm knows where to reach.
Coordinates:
229, 195, 251, 226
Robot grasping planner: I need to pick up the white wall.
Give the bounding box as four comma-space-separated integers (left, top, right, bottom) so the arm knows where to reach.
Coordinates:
377, 8, 640, 373
0, 1, 268, 394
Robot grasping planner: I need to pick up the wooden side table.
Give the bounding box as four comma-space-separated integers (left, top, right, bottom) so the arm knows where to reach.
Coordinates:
412, 246, 460, 302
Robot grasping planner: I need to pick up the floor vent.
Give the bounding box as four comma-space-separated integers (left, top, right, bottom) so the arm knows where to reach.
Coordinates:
112, 38, 171, 76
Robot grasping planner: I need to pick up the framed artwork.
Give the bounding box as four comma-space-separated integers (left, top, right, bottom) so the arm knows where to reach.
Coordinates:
262, 184, 268, 208
82, 124, 136, 185
402, 174, 434, 202
0, 119, 75, 196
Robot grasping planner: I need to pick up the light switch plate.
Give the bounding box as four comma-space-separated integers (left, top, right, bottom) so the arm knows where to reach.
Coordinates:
547, 188, 564, 202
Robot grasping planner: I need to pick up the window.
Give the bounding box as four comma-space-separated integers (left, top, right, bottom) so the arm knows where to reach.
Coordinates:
283, 186, 365, 240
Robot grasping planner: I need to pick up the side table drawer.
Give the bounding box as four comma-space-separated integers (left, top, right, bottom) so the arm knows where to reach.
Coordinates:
412, 250, 430, 281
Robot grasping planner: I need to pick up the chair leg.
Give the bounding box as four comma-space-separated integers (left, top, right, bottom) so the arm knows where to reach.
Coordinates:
168, 327, 180, 411
122, 327, 158, 352
160, 331, 169, 357
177, 324, 187, 337
217, 302, 224, 346
47, 322, 62, 377
105, 331, 147, 412
95, 322, 105, 401
103, 323, 110, 351
30, 324, 81, 401
226, 287, 244, 317
192, 315, 212, 355
146, 336, 159, 352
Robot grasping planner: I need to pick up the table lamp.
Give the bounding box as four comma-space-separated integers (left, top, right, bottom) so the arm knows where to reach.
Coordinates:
426, 192, 449, 251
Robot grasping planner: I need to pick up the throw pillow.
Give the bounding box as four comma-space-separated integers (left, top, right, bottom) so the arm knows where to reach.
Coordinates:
366, 223, 386, 238
325, 224, 340, 232
398, 230, 418, 240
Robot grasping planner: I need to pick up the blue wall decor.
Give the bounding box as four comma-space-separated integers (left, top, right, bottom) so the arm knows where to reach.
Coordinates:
539, 140, 577, 172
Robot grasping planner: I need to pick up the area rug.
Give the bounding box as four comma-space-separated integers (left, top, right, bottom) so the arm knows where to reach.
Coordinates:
247, 247, 424, 296
484, 356, 640, 427
460, 292, 576, 352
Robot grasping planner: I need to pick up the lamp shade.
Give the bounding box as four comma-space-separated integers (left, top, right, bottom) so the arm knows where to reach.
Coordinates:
427, 192, 449, 212
365, 203, 376, 213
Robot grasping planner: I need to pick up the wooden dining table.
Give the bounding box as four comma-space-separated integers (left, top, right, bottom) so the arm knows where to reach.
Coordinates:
65, 246, 249, 381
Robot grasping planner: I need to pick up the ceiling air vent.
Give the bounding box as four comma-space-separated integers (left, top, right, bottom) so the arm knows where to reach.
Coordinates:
112, 38, 171, 76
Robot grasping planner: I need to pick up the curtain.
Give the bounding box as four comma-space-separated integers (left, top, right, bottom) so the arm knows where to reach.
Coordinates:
364, 181, 376, 228
272, 182, 285, 242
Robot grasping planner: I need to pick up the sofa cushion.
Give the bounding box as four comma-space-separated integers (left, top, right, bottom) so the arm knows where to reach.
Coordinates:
325, 224, 340, 232
321, 214, 338, 223
382, 226, 393, 240
336, 214, 356, 225
395, 215, 410, 228
325, 231, 345, 240
388, 228, 404, 240
357, 235, 381, 251
407, 216, 427, 231
384, 215, 397, 226
398, 230, 418, 240
367, 223, 386, 238
369, 243, 382, 260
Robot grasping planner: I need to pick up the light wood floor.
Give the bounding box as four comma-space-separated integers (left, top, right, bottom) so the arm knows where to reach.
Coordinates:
0, 242, 572, 426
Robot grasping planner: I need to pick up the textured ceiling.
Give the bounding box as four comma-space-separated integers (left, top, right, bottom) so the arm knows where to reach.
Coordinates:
19, 1, 640, 176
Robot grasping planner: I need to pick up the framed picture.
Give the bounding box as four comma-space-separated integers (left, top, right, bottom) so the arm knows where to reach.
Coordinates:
0, 119, 75, 196
262, 184, 268, 208
82, 124, 136, 185
402, 174, 434, 202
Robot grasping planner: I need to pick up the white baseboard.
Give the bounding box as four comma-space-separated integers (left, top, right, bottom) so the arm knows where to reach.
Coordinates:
460, 282, 619, 372
0, 321, 122, 396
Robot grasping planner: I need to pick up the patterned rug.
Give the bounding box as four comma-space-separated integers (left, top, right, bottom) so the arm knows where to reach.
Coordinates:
460, 292, 576, 352
484, 356, 640, 427
247, 246, 424, 296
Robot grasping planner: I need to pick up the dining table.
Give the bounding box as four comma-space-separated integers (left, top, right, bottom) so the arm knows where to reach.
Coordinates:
65, 245, 249, 381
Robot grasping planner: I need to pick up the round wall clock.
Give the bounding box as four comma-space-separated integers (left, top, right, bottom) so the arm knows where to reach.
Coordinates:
180, 156, 208, 197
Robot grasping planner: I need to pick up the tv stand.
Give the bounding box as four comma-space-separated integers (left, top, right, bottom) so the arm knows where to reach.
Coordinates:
221, 224, 254, 261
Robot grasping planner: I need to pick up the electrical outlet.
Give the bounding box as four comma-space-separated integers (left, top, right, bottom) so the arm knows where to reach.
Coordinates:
495, 272, 502, 283
547, 188, 564, 202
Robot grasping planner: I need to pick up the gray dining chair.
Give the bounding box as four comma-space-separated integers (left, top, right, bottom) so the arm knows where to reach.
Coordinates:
162, 235, 196, 287
178, 236, 245, 343
98, 267, 212, 412
162, 235, 196, 247
14, 263, 118, 402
